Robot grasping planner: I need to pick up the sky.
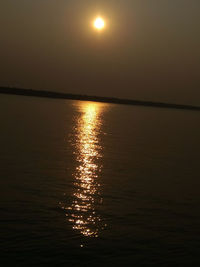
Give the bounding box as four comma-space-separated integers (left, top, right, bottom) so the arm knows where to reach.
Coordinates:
0, 0, 200, 105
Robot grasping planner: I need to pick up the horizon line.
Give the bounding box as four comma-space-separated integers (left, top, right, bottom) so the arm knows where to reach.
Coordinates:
0, 86, 200, 111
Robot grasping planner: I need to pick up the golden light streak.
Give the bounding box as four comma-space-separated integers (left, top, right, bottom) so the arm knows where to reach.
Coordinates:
65, 102, 107, 237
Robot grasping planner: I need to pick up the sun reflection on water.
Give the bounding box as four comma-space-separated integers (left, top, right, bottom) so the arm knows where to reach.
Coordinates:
66, 102, 106, 237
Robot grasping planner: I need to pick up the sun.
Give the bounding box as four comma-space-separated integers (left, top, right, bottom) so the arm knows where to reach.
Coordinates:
93, 17, 105, 30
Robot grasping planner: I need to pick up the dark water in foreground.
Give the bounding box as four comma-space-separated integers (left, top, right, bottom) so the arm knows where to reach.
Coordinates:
1, 95, 200, 266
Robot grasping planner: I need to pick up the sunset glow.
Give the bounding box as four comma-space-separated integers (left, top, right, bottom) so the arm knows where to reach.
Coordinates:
94, 17, 105, 30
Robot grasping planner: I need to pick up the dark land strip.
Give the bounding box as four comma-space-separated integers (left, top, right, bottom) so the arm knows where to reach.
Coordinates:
0, 87, 200, 111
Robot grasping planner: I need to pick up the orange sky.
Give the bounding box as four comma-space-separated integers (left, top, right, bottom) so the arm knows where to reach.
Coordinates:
0, 0, 200, 105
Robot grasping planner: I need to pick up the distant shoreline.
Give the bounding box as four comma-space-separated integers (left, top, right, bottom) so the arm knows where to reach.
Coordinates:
0, 87, 200, 111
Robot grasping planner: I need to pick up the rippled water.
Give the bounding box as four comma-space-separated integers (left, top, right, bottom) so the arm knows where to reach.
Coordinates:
61, 102, 106, 237
0, 94, 200, 266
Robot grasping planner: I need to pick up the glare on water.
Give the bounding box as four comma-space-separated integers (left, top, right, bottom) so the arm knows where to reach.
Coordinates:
66, 102, 106, 237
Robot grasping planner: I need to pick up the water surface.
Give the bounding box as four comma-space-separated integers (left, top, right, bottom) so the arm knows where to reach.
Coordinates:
0, 94, 200, 266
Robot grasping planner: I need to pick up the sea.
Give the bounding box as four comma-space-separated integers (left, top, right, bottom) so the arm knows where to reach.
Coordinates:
0, 94, 200, 266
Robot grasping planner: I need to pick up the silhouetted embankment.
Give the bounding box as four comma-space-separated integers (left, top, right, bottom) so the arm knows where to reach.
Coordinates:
0, 87, 200, 111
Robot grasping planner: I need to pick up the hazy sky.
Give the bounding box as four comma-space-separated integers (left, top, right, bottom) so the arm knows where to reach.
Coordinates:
0, 0, 200, 105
